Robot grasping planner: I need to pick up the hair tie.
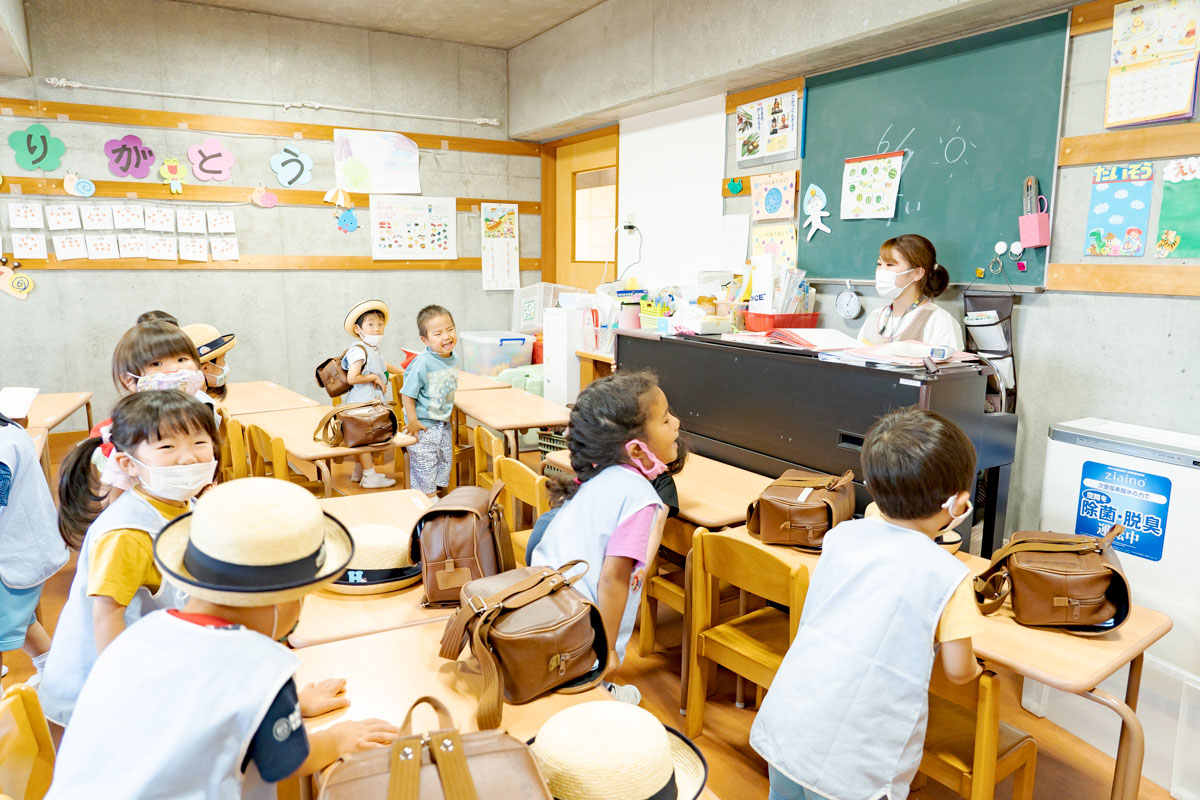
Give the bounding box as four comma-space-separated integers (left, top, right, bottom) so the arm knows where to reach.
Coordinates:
100, 424, 112, 445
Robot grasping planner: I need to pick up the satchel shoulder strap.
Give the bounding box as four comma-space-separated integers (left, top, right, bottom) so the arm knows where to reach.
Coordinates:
768, 470, 854, 492
388, 696, 479, 800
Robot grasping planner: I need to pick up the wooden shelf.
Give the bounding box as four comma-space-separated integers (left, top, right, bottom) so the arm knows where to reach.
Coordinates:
1, 175, 540, 215
1058, 120, 1200, 167
1070, 0, 1118, 36
725, 77, 805, 115
1047, 262, 1200, 296
14, 254, 542, 272
0, 96, 540, 157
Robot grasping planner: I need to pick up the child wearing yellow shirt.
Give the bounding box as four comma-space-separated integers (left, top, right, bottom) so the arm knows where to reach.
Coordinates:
40, 391, 219, 726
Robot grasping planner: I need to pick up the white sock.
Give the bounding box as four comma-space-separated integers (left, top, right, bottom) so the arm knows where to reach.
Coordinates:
32, 652, 48, 673
362, 467, 377, 476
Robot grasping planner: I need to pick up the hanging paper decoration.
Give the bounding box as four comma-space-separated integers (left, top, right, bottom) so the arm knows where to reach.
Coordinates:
250, 184, 279, 208
63, 172, 96, 197
1084, 162, 1153, 256
336, 207, 359, 233
160, 158, 187, 194
323, 186, 351, 208
186, 137, 235, 182
8, 123, 66, 171
104, 134, 156, 179
0, 258, 32, 301
801, 184, 832, 241
1157, 157, 1200, 258
270, 146, 314, 187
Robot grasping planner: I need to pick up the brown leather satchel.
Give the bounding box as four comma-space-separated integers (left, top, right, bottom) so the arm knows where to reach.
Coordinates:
439, 562, 608, 730
315, 350, 352, 398
313, 401, 398, 448
747, 468, 855, 549
412, 483, 515, 607
974, 525, 1131, 635
316, 696, 552, 800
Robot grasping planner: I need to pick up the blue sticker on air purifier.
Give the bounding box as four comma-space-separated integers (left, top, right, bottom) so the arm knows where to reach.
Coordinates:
1076, 460, 1170, 561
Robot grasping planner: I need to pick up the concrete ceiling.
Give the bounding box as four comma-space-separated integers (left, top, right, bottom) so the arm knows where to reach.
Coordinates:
175, 0, 605, 49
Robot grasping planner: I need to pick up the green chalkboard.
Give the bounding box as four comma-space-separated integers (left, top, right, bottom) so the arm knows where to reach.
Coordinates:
799, 15, 1068, 286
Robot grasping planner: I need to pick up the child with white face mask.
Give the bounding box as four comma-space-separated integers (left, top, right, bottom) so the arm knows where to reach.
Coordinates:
40, 391, 220, 726
859, 233, 964, 352
340, 300, 404, 489
751, 407, 983, 800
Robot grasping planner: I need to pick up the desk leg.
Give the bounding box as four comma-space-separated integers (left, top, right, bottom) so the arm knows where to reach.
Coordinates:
1083, 654, 1145, 800
316, 461, 333, 498
505, 430, 519, 459
39, 442, 51, 485
85, 401, 93, 432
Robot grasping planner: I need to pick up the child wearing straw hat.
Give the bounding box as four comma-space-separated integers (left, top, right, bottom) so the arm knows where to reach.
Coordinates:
46, 478, 399, 799
341, 299, 403, 489
183, 322, 237, 402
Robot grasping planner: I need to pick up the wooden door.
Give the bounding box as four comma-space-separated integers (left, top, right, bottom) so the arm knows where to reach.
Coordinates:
541, 129, 618, 290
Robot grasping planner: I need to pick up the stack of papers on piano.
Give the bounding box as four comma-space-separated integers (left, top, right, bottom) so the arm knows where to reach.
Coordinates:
818, 341, 978, 368
720, 328, 860, 352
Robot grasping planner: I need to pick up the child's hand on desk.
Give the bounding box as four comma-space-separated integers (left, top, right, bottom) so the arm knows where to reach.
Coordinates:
299, 678, 350, 717
330, 718, 400, 753
404, 419, 426, 437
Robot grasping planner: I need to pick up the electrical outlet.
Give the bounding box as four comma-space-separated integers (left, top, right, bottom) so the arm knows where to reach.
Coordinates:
623, 213, 636, 228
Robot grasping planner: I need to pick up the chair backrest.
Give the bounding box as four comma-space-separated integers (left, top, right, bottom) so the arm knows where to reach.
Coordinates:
473, 426, 504, 487
0, 684, 55, 800
245, 424, 289, 481
495, 456, 551, 526
693, 529, 810, 640
225, 417, 249, 480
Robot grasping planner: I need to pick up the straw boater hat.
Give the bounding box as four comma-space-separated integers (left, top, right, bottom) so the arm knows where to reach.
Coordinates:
327, 523, 421, 595
182, 323, 237, 363
530, 703, 707, 800
154, 478, 354, 606
344, 299, 389, 337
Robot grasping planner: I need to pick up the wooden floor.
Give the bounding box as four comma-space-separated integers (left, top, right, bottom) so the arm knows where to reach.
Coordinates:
1, 434, 1173, 799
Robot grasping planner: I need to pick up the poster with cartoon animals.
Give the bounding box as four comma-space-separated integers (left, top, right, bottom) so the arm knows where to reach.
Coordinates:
1111, 0, 1199, 67
1157, 157, 1200, 257
1084, 162, 1153, 257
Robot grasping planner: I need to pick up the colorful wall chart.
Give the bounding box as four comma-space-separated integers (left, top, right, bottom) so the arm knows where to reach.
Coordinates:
1084, 161, 1154, 256
370, 195, 456, 260
840, 151, 904, 220
334, 129, 421, 194
735, 91, 799, 168
1111, 0, 1199, 66
481, 202, 519, 291
750, 171, 796, 221
1157, 157, 1200, 258
750, 222, 798, 271
1106, 0, 1200, 127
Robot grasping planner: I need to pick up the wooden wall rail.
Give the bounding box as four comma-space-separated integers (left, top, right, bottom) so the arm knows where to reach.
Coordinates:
13, 254, 543, 272
725, 77, 805, 114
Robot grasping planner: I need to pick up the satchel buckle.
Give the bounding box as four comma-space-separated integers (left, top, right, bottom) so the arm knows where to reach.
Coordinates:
467, 595, 489, 614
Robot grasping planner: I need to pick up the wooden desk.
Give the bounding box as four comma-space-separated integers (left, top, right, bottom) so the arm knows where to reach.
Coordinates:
288, 491, 444, 648
449, 372, 509, 488
576, 349, 614, 390
698, 527, 1170, 800
24, 391, 93, 432
294, 624, 722, 799
27, 426, 50, 483
219, 381, 319, 416
452, 388, 569, 457
456, 371, 509, 392
234, 406, 417, 497
542, 450, 772, 536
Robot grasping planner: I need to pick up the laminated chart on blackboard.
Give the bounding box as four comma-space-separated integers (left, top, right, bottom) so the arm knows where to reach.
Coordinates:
370, 195, 457, 260
840, 152, 904, 220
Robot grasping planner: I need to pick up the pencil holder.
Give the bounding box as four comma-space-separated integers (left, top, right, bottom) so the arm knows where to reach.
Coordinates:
1019, 195, 1050, 248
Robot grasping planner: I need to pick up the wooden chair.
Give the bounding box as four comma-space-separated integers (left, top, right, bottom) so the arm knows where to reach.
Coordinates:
0, 684, 55, 800
222, 416, 249, 481
473, 426, 504, 490
494, 456, 551, 566
919, 670, 1037, 800
638, 517, 692, 656
685, 528, 809, 738
244, 423, 324, 494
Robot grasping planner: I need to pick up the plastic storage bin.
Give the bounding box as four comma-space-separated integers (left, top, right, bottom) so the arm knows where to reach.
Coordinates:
459, 331, 535, 376
744, 312, 819, 332
512, 283, 588, 333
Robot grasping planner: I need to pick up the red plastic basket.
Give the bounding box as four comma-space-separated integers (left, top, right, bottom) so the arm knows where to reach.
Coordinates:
744, 312, 819, 332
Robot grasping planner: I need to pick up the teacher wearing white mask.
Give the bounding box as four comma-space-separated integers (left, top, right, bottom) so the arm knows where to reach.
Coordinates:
858, 233, 964, 351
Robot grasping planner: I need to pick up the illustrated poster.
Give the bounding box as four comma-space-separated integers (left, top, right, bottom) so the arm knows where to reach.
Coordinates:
1104, 52, 1199, 127
735, 90, 800, 168
750, 222, 798, 272
840, 151, 904, 220
481, 202, 519, 291
1111, 0, 1199, 66
1084, 161, 1154, 256
750, 171, 797, 221
334, 129, 421, 194
369, 195, 456, 260
1157, 157, 1200, 258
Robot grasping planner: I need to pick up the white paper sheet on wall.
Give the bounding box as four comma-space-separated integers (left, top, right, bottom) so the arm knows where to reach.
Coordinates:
719, 214, 751, 270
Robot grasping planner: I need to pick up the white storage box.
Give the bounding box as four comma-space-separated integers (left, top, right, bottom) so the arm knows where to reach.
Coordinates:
512, 282, 587, 333
459, 331, 535, 377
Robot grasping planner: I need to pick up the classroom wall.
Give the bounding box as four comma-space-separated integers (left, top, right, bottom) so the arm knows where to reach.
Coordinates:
0, 0, 538, 427
507, 0, 1076, 140
617, 95, 726, 291
0, 0, 29, 76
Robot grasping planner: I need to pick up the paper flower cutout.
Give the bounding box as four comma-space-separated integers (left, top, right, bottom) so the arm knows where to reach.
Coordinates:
187, 137, 235, 182
104, 134, 156, 178
9, 123, 66, 171
270, 146, 314, 187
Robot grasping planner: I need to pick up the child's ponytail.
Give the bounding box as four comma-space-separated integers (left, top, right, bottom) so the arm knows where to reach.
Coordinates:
58, 437, 107, 549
